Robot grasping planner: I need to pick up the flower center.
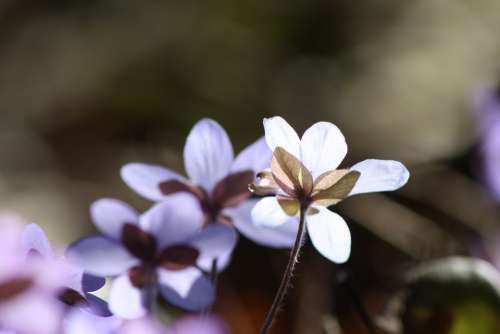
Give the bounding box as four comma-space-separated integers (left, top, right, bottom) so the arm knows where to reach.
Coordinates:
159, 170, 254, 225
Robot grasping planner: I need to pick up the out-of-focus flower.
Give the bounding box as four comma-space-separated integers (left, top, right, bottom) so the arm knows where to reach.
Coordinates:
21, 223, 110, 316
63, 309, 122, 334
250, 116, 409, 263
121, 118, 298, 251
64, 311, 228, 334
0, 213, 66, 334
168, 315, 229, 334
68, 194, 237, 319
473, 86, 500, 201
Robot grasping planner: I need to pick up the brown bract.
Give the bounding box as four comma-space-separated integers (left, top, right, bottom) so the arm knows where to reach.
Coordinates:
159, 170, 254, 225
0, 277, 33, 301
250, 147, 361, 216
59, 288, 88, 306
120, 224, 201, 288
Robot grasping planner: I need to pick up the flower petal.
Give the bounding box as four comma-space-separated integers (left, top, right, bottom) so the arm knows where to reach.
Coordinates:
90, 199, 139, 240
306, 207, 351, 263
183, 118, 234, 192
231, 137, 272, 174
300, 122, 347, 178
0, 291, 64, 334
21, 223, 54, 259
64, 308, 120, 334
349, 159, 409, 196
225, 200, 298, 248
169, 316, 229, 334
121, 163, 183, 201
139, 193, 204, 250
81, 273, 106, 293
263, 116, 301, 158
251, 197, 292, 227
157, 267, 202, 299
67, 236, 138, 277
188, 224, 238, 272
159, 274, 214, 312
84, 293, 112, 317
108, 275, 147, 319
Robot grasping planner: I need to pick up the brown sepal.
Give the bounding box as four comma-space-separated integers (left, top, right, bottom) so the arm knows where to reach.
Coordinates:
0, 277, 33, 301
212, 170, 254, 208
312, 170, 360, 203
271, 147, 313, 197
121, 224, 157, 261
277, 195, 300, 216
158, 245, 200, 271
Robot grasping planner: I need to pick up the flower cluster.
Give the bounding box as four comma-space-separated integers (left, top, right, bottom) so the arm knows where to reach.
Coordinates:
0, 117, 408, 334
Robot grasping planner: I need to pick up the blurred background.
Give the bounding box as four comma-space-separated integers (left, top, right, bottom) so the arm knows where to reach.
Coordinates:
2, 0, 500, 333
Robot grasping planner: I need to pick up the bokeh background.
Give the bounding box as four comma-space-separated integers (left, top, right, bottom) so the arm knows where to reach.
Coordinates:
2, 1, 500, 333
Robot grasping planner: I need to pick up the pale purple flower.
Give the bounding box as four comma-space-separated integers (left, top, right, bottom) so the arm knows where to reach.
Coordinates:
21, 223, 110, 316
68, 193, 237, 319
473, 86, 500, 200
168, 315, 229, 334
64, 311, 227, 334
121, 118, 299, 250
250, 117, 410, 263
0, 213, 66, 334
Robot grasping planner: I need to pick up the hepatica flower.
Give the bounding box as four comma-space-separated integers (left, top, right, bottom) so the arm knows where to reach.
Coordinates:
473, 86, 500, 201
68, 193, 237, 319
121, 118, 299, 251
251, 117, 410, 263
21, 223, 110, 316
0, 214, 66, 334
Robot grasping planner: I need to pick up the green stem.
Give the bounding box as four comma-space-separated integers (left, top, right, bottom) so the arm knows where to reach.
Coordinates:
259, 205, 307, 334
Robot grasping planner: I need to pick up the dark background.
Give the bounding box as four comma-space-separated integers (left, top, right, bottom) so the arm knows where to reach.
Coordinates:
2, 1, 500, 333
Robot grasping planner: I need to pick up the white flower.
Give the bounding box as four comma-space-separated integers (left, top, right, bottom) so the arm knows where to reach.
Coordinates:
251, 116, 410, 263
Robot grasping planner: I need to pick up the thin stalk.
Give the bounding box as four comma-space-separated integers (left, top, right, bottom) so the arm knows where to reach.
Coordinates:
203, 258, 219, 316
259, 204, 307, 334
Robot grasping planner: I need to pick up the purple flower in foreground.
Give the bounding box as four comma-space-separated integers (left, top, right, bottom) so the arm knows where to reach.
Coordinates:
473, 86, 500, 201
121, 118, 299, 252
0, 213, 66, 334
64, 310, 228, 334
250, 117, 410, 263
168, 315, 229, 334
21, 224, 110, 316
68, 193, 237, 319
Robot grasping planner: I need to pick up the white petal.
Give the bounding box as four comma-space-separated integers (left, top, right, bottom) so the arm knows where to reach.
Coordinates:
251, 197, 293, 227
91, 198, 139, 240
21, 223, 54, 259
139, 193, 204, 250
159, 275, 215, 312
183, 118, 234, 192
306, 207, 351, 263
263, 116, 301, 158
188, 224, 238, 272
225, 200, 299, 248
109, 275, 147, 319
300, 122, 347, 178
67, 236, 138, 277
349, 159, 409, 196
157, 267, 202, 299
231, 137, 272, 174
121, 163, 183, 201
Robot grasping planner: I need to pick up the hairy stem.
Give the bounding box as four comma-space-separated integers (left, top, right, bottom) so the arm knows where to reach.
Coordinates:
259, 205, 307, 334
